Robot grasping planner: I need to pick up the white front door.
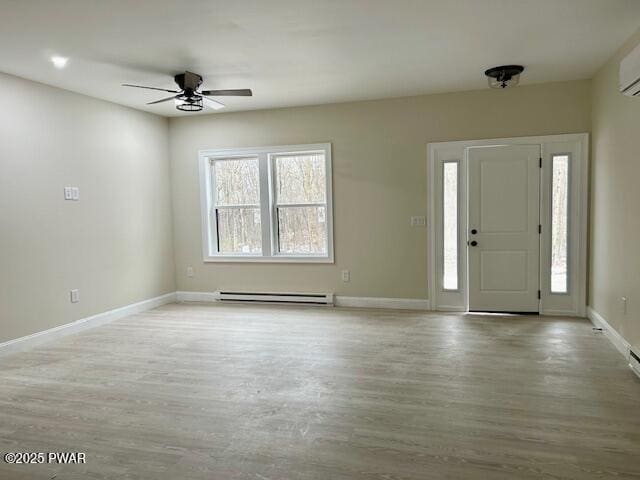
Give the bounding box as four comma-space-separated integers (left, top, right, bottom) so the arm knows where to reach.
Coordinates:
468, 145, 540, 312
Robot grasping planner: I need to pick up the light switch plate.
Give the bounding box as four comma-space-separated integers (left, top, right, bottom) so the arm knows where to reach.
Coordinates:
71, 187, 80, 201
64, 187, 73, 200
70, 289, 79, 303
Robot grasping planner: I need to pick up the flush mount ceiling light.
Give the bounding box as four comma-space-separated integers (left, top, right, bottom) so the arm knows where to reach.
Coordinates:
484, 65, 524, 89
50, 56, 68, 69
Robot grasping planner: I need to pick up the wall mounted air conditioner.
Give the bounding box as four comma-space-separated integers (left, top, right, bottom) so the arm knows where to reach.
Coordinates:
620, 43, 640, 97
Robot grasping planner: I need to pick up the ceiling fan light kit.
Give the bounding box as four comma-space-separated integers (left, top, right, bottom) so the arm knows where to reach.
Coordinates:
175, 95, 203, 112
484, 65, 525, 89
122, 71, 252, 112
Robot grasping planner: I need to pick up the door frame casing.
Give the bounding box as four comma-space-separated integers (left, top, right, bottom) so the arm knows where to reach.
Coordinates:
427, 133, 589, 316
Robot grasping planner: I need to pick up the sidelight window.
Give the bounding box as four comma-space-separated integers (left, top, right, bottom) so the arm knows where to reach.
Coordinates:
551, 154, 569, 293
443, 161, 459, 290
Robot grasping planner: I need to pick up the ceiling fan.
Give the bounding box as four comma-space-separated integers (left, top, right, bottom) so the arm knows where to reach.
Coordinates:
122, 71, 252, 112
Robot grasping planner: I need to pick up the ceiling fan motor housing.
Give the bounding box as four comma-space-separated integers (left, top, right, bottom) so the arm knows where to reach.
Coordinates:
174, 71, 204, 110
174, 71, 203, 93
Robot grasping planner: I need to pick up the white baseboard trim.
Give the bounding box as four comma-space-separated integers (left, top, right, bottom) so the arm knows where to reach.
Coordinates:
0, 292, 176, 357
176, 291, 217, 303
176, 291, 430, 311
539, 309, 582, 317
433, 305, 467, 312
335, 296, 430, 310
587, 306, 630, 361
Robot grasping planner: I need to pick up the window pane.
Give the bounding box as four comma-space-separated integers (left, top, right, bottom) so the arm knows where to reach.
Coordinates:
443, 162, 458, 290
214, 158, 260, 206
275, 153, 326, 204
216, 208, 262, 254
278, 206, 327, 254
551, 155, 569, 293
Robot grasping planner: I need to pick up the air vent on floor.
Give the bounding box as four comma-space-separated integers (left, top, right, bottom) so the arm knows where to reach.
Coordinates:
630, 350, 640, 379
214, 291, 334, 306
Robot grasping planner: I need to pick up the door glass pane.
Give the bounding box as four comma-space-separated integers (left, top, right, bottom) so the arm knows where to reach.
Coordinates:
277, 206, 327, 254
214, 157, 260, 206
551, 155, 569, 293
275, 153, 326, 204
443, 162, 458, 290
216, 208, 262, 254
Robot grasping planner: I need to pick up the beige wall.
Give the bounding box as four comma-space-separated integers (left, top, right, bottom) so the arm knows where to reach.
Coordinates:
169, 80, 590, 299
0, 72, 598, 345
0, 73, 176, 343
590, 30, 640, 350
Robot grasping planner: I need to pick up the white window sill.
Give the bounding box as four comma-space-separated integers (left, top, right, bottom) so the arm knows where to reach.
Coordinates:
203, 255, 334, 264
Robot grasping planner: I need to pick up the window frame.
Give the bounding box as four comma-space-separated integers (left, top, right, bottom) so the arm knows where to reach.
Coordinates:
270, 152, 329, 257
199, 143, 333, 263
210, 155, 263, 257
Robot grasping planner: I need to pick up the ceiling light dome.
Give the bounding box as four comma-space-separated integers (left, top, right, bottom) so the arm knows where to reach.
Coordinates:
484, 65, 524, 89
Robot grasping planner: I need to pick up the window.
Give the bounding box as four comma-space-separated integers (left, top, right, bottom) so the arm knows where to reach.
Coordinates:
213, 157, 262, 254
551, 154, 569, 293
274, 153, 328, 255
200, 144, 333, 262
442, 161, 459, 290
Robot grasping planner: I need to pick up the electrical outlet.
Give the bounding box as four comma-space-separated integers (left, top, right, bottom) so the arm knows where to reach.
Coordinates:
341, 270, 350, 282
64, 187, 80, 201
411, 216, 426, 227
186, 266, 194, 278
70, 289, 79, 303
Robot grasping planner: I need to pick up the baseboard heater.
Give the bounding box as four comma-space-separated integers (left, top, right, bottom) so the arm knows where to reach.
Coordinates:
214, 291, 334, 306
630, 350, 640, 379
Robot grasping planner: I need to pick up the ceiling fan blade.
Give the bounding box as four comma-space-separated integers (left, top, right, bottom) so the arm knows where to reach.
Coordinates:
200, 89, 252, 97
122, 84, 180, 93
146, 95, 177, 105
202, 96, 225, 110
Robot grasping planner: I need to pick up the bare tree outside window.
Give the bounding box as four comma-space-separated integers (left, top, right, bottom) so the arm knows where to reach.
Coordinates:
275, 153, 327, 254
214, 157, 262, 254
203, 144, 332, 260
443, 162, 458, 290
551, 155, 569, 293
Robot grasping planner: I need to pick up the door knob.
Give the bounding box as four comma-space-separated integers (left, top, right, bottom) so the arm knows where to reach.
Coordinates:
471, 229, 478, 235
470, 240, 478, 247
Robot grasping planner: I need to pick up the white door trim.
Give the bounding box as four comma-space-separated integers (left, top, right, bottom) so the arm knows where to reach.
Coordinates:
427, 133, 589, 316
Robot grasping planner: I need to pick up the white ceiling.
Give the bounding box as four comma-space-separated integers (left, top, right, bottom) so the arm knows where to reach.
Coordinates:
1, 0, 638, 117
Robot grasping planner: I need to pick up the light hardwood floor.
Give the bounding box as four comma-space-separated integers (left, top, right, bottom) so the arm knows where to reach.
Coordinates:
1, 303, 639, 479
